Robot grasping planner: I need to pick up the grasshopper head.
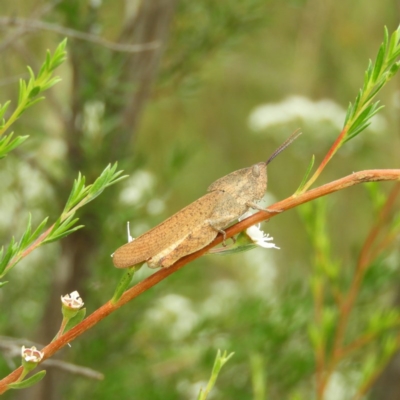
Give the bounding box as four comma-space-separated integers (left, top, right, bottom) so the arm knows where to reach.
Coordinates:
207, 162, 267, 205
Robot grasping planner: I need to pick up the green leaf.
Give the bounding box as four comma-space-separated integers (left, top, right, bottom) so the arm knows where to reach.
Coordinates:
295, 155, 315, 194
387, 61, 400, 80
26, 66, 35, 81
18, 79, 27, 106
67, 163, 127, 211
28, 86, 41, 99
0, 133, 29, 159
8, 370, 46, 389
44, 214, 82, 244
343, 102, 353, 127
111, 265, 143, 304
388, 26, 399, 55
0, 215, 51, 277
41, 77, 62, 92
372, 44, 385, 82
63, 173, 87, 213
0, 101, 11, 120
197, 350, 234, 400
17, 215, 49, 249
210, 242, 257, 255
364, 80, 386, 103
64, 308, 86, 332
346, 103, 384, 142
48, 39, 67, 71
23, 97, 46, 111
29, 217, 49, 243
19, 214, 33, 248
46, 225, 84, 243
0, 238, 17, 274
342, 26, 400, 146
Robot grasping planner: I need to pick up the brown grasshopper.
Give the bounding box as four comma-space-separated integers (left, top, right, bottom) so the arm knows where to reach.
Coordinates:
113, 131, 301, 269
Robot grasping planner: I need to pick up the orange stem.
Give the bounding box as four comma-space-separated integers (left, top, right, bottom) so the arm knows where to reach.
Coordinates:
301, 127, 348, 193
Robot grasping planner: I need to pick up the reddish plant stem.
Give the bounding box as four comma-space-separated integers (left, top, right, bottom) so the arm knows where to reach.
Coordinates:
359, 182, 400, 266
353, 331, 400, 399
358, 182, 400, 267
318, 181, 400, 393
301, 127, 348, 192
0, 169, 399, 393
341, 331, 379, 359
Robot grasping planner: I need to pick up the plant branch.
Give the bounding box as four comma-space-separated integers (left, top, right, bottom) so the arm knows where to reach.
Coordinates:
317, 179, 400, 393
358, 182, 400, 267
301, 127, 348, 192
0, 17, 160, 53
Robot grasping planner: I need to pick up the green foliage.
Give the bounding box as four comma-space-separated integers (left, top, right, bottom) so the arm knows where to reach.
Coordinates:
44, 163, 126, 244
7, 371, 46, 390
64, 308, 87, 333
197, 350, 234, 400
60, 163, 127, 218
160, 0, 269, 92
299, 192, 400, 398
0, 40, 67, 160
364, 182, 388, 212
295, 155, 315, 195
0, 214, 49, 278
209, 230, 258, 255
0, 38, 126, 283
301, 25, 400, 192
250, 353, 266, 400
344, 26, 400, 141
0, 163, 126, 280
111, 265, 143, 304
0, 133, 28, 160
0, 39, 67, 160
43, 214, 83, 244
0, 39, 67, 158
8, 371, 46, 389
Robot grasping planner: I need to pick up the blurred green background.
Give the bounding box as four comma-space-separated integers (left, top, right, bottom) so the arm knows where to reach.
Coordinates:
0, 1, 400, 399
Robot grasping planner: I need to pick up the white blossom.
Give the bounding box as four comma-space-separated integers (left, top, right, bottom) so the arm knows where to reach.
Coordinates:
61, 291, 84, 309
21, 346, 43, 363
246, 224, 280, 249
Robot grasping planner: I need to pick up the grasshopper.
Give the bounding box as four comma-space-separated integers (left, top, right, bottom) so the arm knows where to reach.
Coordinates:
113, 131, 300, 268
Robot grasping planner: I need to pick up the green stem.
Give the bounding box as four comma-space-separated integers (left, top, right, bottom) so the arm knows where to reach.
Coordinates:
111, 265, 142, 304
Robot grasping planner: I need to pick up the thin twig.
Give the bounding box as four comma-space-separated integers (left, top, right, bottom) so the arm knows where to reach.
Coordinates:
359, 182, 400, 266
0, 336, 103, 380
0, 17, 160, 53
0, 1, 61, 52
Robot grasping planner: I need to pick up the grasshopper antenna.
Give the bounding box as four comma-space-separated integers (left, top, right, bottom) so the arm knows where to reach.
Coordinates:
266, 129, 302, 165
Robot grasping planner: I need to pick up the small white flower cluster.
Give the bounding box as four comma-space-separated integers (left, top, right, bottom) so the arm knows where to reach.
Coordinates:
240, 211, 280, 250
61, 291, 84, 310
21, 346, 43, 363
246, 224, 280, 249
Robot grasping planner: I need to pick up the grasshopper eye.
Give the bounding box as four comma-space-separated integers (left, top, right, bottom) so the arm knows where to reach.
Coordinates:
252, 164, 261, 177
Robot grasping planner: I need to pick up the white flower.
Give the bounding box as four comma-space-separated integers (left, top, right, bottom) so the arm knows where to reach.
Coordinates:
21, 346, 43, 363
61, 291, 84, 309
246, 224, 280, 249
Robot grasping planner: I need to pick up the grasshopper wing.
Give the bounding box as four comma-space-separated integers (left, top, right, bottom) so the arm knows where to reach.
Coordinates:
113, 191, 225, 268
